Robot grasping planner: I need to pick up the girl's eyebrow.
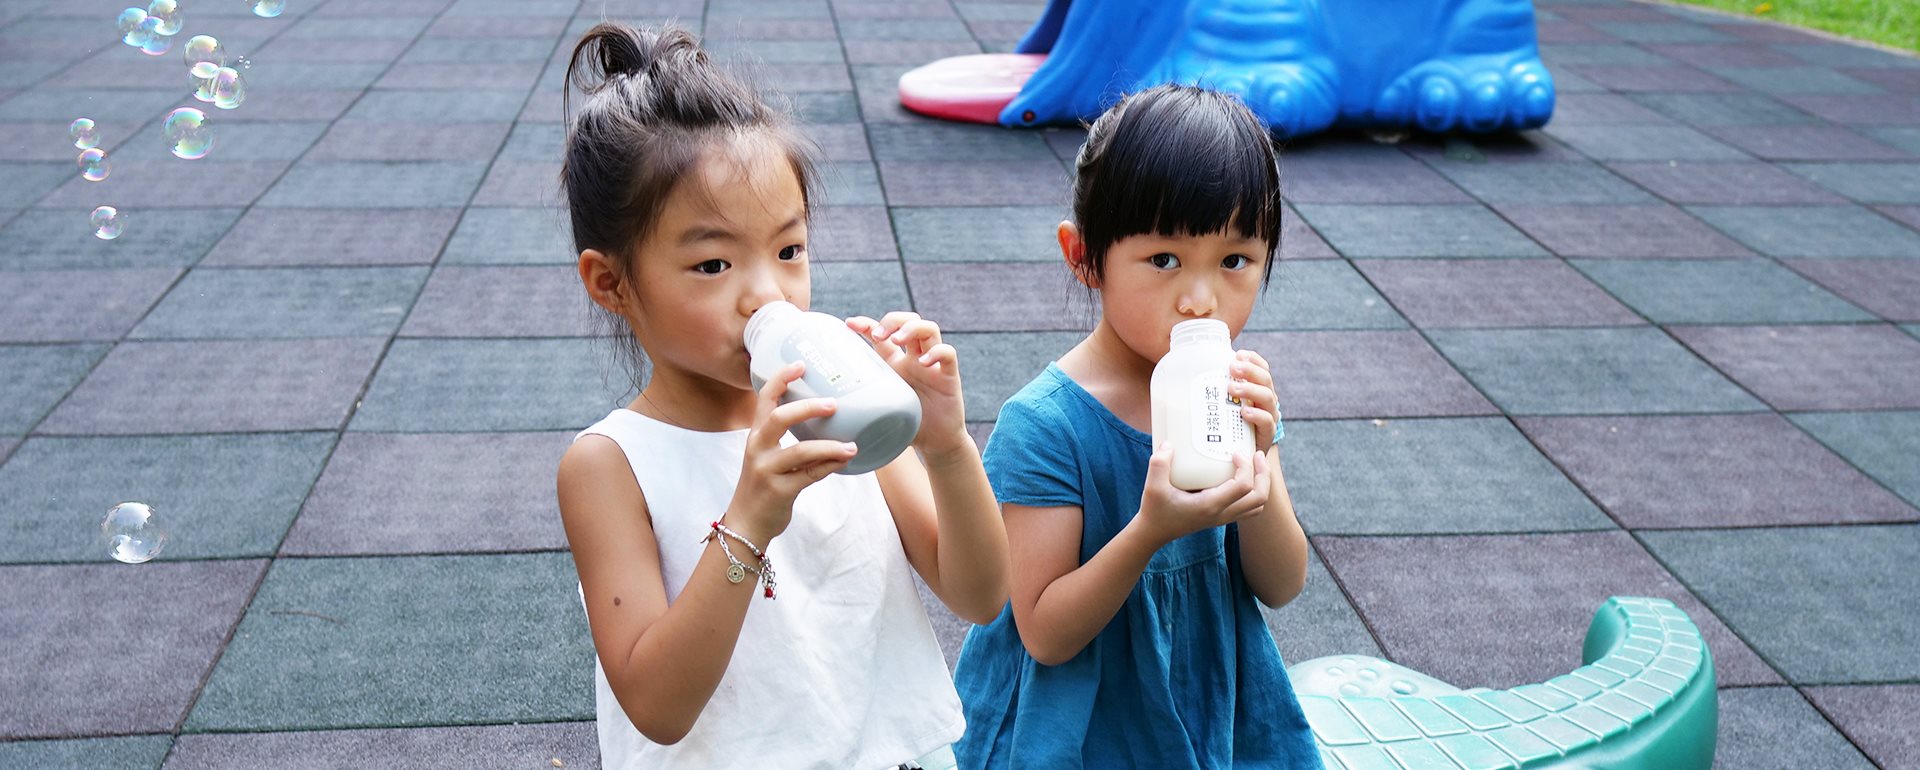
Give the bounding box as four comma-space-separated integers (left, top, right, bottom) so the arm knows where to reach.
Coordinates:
677, 212, 805, 247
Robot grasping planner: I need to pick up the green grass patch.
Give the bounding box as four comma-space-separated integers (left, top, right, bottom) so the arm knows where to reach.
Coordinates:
1660, 0, 1919, 54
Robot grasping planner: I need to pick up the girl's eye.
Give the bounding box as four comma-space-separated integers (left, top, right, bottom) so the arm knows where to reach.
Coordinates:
694, 259, 729, 275
1148, 253, 1180, 269
778, 244, 805, 261
1223, 254, 1252, 270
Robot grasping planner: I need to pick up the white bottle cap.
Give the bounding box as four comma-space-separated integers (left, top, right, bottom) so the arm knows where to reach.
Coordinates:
1169, 318, 1230, 348
744, 300, 803, 350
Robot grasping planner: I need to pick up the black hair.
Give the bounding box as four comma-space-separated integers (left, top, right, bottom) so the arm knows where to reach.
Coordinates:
561, 21, 818, 385
1070, 84, 1283, 285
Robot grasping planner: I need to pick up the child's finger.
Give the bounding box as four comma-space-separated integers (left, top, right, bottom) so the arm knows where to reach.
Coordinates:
770, 439, 859, 479
749, 362, 806, 447
761, 396, 837, 446
1236, 349, 1272, 374
845, 315, 879, 336
918, 342, 959, 374
869, 310, 922, 341
889, 319, 942, 358
1231, 358, 1274, 389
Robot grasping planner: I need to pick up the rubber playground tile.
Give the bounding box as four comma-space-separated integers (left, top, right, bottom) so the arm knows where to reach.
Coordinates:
798, 123, 872, 162
0, 559, 266, 739
1686, 205, 1920, 258
905, 262, 1093, 332
1539, 41, 1675, 67
1712, 688, 1880, 770
708, 38, 847, 64
424, 14, 570, 37
1281, 418, 1610, 535
0, 208, 244, 270
1292, 204, 1548, 259
0, 438, 15, 463
941, 331, 1083, 420
816, 161, 886, 206
1777, 42, 1920, 68
1542, 93, 1674, 125
0, 433, 335, 563
1543, 124, 1749, 161
1425, 161, 1657, 205
852, 64, 935, 124
495, 122, 565, 162
163, 723, 598, 770
1356, 259, 1642, 329
104, 121, 330, 163
400, 266, 592, 338
1237, 331, 1498, 420
808, 259, 912, 322
133, 267, 427, 340
808, 206, 897, 262
1704, 125, 1909, 161
281, 432, 572, 557
1640, 42, 1803, 68
1777, 93, 1920, 126
282, 14, 433, 39
1505, 204, 1757, 259
1784, 162, 1920, 204
891, 206, 1069, 263
1426, 327, 1764, 415
0, 344, 107, 435
470, 161, 564, 208
0, 88, 182, 123
1672, 323, 1920, 410
1802, 685, 1920, 770
439, 207, 574, 265
1789, 411, 1920, 508
0, 269, 177, 343
39, 339, 383, 435
1247, 260, 1409, 331
1280, 204, 1340, 260
1785, 258, 1920, 322
1261, 548, 1385, 664
343, 90, 530, 124
259, 161, 491, 209
1641, 525, 1920, 684
1519, 414, 1917, 529
184, 553, 594, 732
844, 39, 981, 66
1708, 65, 1885, 95
866, 122, 1056, 163
37, 161, 290, 210
258, 35, 411, 62
1278, 151, 1472, 204
1880, 204, 1920, 231
1560, 63, 1742, 92
350, 338, 632, 433
1589, 21, 1733, 44
876, 161, 1071, 207
204, 89, 361, 124
307, 121, 512, 162
202, 209, 461, 267
384, 63, 546, 94
1867, 127, 1920, 155
0, 736, 171, 770
1571, 258, 1875, 324
1314, 531, 1781, 690
1628, 91, 1820, 126
1605, 161, 1846, 205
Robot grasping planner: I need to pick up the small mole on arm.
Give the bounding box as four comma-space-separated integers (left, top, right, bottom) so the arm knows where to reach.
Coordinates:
613, 596, 622, 606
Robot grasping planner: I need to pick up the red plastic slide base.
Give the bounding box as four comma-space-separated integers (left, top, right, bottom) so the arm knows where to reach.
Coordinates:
897, 53, 1046, 125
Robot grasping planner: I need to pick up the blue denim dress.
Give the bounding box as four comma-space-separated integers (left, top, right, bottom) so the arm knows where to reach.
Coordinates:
953, 364, 1322, 769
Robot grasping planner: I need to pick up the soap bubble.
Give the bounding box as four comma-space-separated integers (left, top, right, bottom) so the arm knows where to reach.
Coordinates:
91, 206, 125, 240
211, 67, 245, 110
251, 0, 286, 18
146, 0, 181, 35
70, 118, 99, 149
184, 35, 224, 79
102, 502, 167, 564
192, 73, 216, 103
163, 107, 212, 160
137, 17, 173, 55
234, 55, 251, 69
119, 7, 151, 46
78, 148, 111, 181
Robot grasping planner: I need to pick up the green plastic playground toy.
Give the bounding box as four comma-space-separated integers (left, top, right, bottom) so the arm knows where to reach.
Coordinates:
1288, 597, 1717, 769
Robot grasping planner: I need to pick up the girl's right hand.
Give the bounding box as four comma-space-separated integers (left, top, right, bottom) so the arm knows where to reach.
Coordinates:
1135, 444, 1270, 547
725, 361, 860, 541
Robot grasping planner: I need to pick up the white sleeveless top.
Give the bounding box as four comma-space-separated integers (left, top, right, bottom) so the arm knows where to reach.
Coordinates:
575, 408, 964, 770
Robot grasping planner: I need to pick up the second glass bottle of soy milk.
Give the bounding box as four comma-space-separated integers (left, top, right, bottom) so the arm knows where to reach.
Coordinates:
1150, 319, 1255, 491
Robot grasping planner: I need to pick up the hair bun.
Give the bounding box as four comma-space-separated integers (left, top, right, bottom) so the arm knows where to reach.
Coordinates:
567, 21, 702, 95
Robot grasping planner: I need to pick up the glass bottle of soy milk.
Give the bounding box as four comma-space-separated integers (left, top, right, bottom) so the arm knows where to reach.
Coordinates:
744, 301, 923, 475
1150, 319, 1255, 490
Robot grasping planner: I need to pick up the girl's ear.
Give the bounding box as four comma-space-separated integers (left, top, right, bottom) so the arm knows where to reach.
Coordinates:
579, 249, 636, 316
1058, 221, 1099, 289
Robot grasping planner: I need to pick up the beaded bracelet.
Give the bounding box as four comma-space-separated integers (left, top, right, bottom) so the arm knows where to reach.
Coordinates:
703, 520, 777, 599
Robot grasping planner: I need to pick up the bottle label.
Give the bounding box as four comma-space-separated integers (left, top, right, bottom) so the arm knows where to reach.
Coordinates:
785, 335, 866, 396
1191, 371, 1249, 462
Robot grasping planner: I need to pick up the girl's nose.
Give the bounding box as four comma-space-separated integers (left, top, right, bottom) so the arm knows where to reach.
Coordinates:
1176, 283, 1217, 318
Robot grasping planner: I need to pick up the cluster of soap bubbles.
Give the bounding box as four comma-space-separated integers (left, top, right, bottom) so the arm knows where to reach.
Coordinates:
81, 1, 287, 245
102, 502, 168, 564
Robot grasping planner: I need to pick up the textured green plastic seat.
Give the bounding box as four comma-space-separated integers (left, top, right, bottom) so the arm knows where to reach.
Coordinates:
1288, 597, 1716, 770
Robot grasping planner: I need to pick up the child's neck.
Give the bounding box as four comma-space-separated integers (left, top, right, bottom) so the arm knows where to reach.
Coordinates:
1058, 318, 1156, 433
630, 364, 757, 432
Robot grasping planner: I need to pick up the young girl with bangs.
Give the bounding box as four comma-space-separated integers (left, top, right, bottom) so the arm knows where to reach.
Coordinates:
952, 84, 1324, 769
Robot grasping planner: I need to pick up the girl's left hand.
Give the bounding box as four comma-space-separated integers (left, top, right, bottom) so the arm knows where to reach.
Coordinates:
1230, 349, 1281, 454
847, 312, 970, 455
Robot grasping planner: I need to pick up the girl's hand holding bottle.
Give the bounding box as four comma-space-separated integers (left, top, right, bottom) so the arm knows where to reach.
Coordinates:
847, 312, 971, 458
1228, 349, 1281, 453
726, 361, 860, 543
1135, 445, 1271, 547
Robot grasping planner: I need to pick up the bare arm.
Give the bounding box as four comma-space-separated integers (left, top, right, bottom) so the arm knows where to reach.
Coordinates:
876, 441, 1011, 624
1234, 448, 1311, 608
